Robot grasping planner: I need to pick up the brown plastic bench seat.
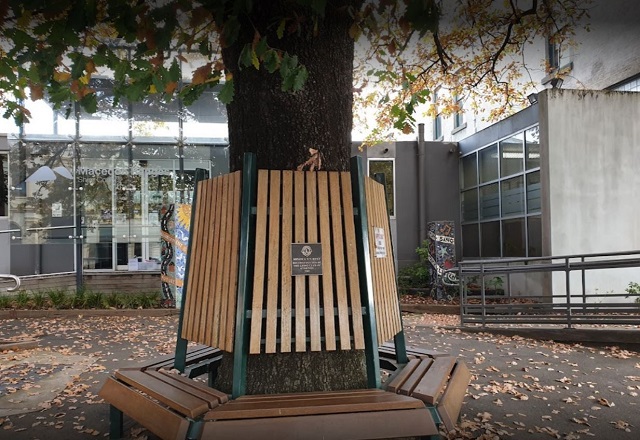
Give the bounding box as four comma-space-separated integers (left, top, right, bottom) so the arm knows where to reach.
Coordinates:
385, 355, 471, 432
200, 389, 438, 439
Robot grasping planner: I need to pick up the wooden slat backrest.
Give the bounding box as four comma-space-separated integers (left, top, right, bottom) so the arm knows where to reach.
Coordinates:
364, 177, 403, 344
248, 170, 365, 354
181, 171, 242, 352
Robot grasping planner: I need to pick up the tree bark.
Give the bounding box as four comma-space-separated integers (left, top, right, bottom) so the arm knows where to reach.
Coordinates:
216, 1, 370, 395
222, 1, 361, 172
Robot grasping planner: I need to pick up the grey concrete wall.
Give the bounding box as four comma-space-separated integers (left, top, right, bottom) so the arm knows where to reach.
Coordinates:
560, 0, 640, 90
539, 88, 640, 299
423, 141, 461, 259
352, 140, 461, 268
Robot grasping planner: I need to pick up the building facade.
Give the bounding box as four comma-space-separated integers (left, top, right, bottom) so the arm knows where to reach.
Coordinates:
0, 81, 228, 277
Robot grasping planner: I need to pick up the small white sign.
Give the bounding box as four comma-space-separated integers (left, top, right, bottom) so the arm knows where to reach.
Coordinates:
374, 227, 387, 258
52, 202, 62, 218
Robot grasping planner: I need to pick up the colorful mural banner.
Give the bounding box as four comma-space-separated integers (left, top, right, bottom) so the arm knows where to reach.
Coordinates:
427, 220, 456, 299
160, 203, 191, 309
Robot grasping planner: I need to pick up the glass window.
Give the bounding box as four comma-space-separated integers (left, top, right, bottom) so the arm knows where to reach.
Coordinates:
1, 153, 7, 216
501, 176, 525, 216
132, 95, 180, 138
502, 218, 526, 257
459, 124, 542, 259
527, 216, 542, 257
79, 78, 129, 139
481, 221, 501, 257
461, 188, 478, 222
479, 144, 498, 183
433, 114, 442, 140
527, 171, 541, 213
462, 224, 479, 258
525, 126, 540, 170
368, 160, 395, 217
480, 183, 499, 219
460, 153, 477, 189
453, 96, 464, 129
183, 89, 228, 140
500, 135, 524, 177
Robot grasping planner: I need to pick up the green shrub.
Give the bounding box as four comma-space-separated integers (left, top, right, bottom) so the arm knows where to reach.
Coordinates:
86, 291, 105, 308
48, 290, 68, 309
140, 291, 161, 309
15, 291, 30, 308
32, 291, 48, 309
0, 295, 12, 308
105, 292, 120, 308
625, 281, 640, 304
71, 289, 87, 308
398, 263, 430, 290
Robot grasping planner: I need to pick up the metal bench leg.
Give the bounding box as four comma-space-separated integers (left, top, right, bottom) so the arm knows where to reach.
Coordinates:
186, 420, 203, 440
109, 405, 124, 439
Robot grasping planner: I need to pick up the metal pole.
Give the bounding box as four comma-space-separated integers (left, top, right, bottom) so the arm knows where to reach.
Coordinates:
565, 257, 572, 329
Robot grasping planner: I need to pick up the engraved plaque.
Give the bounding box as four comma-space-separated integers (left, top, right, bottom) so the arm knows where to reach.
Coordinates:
291, 243, 323, 276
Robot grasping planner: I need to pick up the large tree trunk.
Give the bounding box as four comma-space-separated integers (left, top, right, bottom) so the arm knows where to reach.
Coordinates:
222, 0, 360, 172
216, 1, 370, 395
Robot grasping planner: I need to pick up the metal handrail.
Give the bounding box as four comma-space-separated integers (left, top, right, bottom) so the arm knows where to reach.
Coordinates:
0, 274, 21, 292
448, 250, 640, 328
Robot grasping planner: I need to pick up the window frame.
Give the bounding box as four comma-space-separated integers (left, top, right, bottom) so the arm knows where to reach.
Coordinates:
459, 123, 542, 259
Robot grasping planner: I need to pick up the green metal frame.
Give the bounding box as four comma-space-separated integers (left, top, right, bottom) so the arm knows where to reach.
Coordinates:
350, 156, 381, 389
373, 172, 409, 365
231, 153, 258, 398
174, 168, 209, 372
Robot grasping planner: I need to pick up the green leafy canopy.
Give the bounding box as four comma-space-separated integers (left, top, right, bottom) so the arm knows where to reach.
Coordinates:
0, 0, 589, 139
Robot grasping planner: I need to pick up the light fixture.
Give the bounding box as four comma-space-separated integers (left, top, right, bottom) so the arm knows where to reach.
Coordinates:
527, 93, 538, 104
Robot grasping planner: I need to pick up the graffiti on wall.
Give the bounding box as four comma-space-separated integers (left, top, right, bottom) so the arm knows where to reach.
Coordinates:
427, 221, 456, 299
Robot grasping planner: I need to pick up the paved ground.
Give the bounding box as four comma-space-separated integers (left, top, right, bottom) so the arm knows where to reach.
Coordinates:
0, 313, 638, 439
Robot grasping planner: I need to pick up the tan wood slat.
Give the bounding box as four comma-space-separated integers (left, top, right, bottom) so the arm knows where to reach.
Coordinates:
280, 171, 293, 352
265, 171, 282, 353
294, 171, 307, 352
340, 172, 365, 350
201, 408, 439, 439
181, 180, 208, 341
373, 179, 394, 342
306, 172, 321, 352
217, 174, 231, 351
316, 172, 336, 351
411, 356, 457, 405
249, 170, 269, 354
209, 176, 228, 347
114, 370, 209, 418
205, 391, 425, 420
437, 361, 471, 432
224, 171, 242, 352
385, 358, 421, 393
366, 177, 402, 343
366, 179, 388, 343
398, 358, 434, 396
153, 370, 229, 405
99, 378, 190, 440
328, 172, 351, 350
375, 178, 397, 341
201, 178, 221, 345
194, 179, 216, 343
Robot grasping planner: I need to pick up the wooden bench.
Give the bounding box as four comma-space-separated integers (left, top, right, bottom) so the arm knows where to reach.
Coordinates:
385, 355, 470, 432
99, 154, 467, 439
